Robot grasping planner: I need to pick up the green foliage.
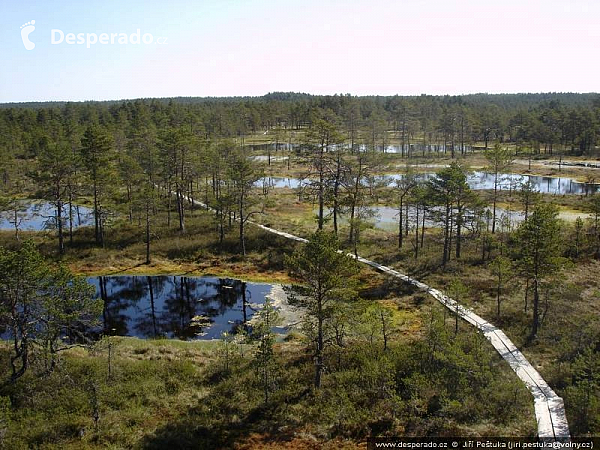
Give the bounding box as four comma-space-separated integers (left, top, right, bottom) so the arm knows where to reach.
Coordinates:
215, 332, 242, 377
33, 139, 76, 253
489, 255, 512, 318
81, 125, 115, 246
513, 203, 567, 337
249, 298, 281, 404
484, 144, 514, 174
0, 395, 11, 443
518, 180, 540, 221
41, 265, 100, 367
427, 162, 475, 264
228, 148, 263, 255
514, 204, 564, 273
588, 193, 600, 258
285, 231, 359, 317
285, 231, 359, 387
1, 93, 599, 444
0, 307, 536, 449
447, 278, 469, 336
358, 302, 401, 351
564, 347, 600, 435
402, 310, 530, 433
0, 344, 204, 449
0, 241, 101, 380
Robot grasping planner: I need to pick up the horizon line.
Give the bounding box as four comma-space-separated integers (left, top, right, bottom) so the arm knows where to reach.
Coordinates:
1, 91, 599, 106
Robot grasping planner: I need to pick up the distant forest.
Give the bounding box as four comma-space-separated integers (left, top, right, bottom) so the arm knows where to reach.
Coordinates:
1, 92, 599, 156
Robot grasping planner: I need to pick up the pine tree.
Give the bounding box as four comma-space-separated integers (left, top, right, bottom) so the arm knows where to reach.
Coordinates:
303, 111, 344, 230
589, 194, 600, 259
250, 299, 281, 404
35, 139, 75, 254
427, 162, 474, 265
228, 148, 262, 256
485, 144, 514, 233
285, 231, 358, 388
0, 241, 100, 381
81, 126, 114, 246
513, 204, 565, 338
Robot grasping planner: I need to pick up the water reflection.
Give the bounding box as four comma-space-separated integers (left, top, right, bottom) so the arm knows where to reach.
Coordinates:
357, 143, 472, 154
367, 205, 521, 232
248, 142, 472, 154
257, 176, 302, 189
382, 172, 599, 194
323, 204, 589, 233
90, 276, 272, 340
0, 201, 94, 231
248, 143, 299, 153
258, 172, 599, 195
250, 155, 290, 162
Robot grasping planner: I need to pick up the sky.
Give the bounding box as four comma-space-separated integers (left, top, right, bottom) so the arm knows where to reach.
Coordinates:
0, 0, 598, 102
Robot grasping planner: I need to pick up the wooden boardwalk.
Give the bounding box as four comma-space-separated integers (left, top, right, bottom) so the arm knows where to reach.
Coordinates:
349, 255, 571, 440
183, 194, 571, 439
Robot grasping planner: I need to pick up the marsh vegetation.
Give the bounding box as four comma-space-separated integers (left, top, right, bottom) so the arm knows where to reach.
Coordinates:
0, 92, 599, 447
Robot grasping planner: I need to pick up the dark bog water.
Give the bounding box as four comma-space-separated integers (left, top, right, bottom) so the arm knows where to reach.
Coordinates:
91, 276, 274, 340
0, 201, 94, 231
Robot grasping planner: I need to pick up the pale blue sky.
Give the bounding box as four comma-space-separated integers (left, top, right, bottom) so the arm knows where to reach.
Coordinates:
0, 0, 598, 102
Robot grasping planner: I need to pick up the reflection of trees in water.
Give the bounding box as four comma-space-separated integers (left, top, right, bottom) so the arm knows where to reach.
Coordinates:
98, 276, 257, 340
100, 276, 168, 338
100, 276, 146, 336
160, 277, 249, 339
133, 276, 168, 338
209, 279, 256, 336
227, 281, 258, 336
161, 276, 202, 339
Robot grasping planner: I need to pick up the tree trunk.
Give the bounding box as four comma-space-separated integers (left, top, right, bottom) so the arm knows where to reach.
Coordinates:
239, 186, 246, 256
405, 201, 409, 237
532, 277, 540, 338
93, 178, 99, 244
332, 154, 341, 236
177, 187, 185, 232
98, 208, 104, 248
492, 172, 498, 234
414, 204, 419, 258
496, 269, 502, 318
524, 278, 529, 312
443, 202, 451, 265
398, 197, 403, 248
68, 188, 74, 244
127, 184, 133, 224
57, 197, 64, 255
167, 180, 172, 227
318, 170, 324, 230
318, 142, 325, 230
455, 203, 462, 259
380, 311, 388, 351
145, 200, 151, 264
421, 206, 426, 248
349, 201, 356, 244
315, 304, 324, 388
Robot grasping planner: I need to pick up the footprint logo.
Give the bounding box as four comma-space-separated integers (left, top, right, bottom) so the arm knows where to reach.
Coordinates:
20, 20, 36, 50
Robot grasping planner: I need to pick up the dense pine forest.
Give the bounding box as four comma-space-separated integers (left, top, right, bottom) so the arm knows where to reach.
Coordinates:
2, 92, 599, 153
0, 92, 599, 448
